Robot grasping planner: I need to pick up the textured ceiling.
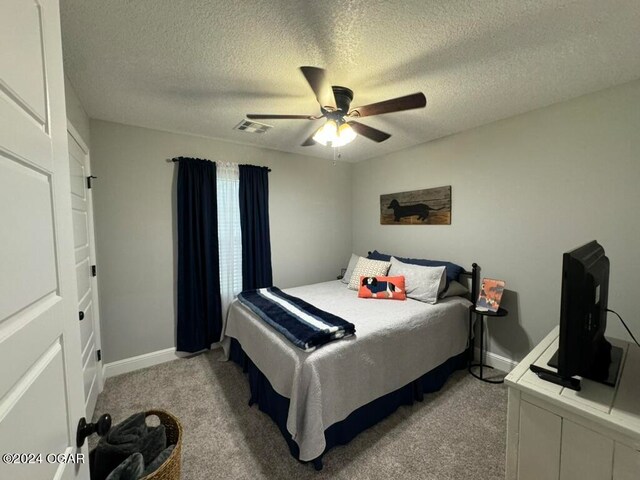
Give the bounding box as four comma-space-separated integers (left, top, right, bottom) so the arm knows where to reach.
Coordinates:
60, 0, 640, 162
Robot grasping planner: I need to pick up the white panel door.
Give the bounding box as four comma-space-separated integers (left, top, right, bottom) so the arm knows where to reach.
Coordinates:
0, 1, 88, 479
68, 128, 103, 418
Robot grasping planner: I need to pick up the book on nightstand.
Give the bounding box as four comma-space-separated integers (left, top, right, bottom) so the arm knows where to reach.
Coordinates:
476, 278, 505, 312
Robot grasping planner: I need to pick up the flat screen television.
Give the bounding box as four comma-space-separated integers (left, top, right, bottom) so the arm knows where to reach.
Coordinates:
530, 241, 622, 391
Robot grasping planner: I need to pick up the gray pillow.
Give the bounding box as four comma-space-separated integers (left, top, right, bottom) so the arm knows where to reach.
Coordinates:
341, 254, 360, 284
441, 280, 470, 298
347, 257, 392, 290
388, 256, 446, 304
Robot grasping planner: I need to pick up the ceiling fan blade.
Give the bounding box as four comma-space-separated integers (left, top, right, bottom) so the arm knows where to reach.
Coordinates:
246, 114, 315, 120
348, 121, 391, 143
348, 92, 426, 118
300, 66, 337, 110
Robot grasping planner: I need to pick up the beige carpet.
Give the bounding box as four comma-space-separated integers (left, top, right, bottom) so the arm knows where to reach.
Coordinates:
93, 352, 507, 479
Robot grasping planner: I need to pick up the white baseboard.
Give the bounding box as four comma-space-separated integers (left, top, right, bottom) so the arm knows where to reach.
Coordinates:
103, 343, 223, 379
102, 344, 518, 379
474, 347, 519, 373
103, 347, 179, 378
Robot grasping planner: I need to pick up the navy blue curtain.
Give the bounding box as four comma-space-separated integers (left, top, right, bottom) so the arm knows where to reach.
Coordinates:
176, 157, 223, 352
239, 165, 273, 290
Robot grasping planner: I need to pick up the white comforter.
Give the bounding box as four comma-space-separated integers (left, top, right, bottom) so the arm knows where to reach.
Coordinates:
221, 280, 471, 461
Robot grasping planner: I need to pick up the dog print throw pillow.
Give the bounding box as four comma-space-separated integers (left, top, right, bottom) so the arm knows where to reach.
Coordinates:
358, 276, 406, 300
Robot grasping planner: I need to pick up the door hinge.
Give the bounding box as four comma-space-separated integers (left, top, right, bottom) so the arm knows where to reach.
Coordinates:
96, 349, 102, 362
87, 175, 97, 189
91, 265, 97, 277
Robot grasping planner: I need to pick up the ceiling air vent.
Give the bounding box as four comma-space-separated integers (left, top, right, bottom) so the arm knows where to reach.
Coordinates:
234, 119, 272, 134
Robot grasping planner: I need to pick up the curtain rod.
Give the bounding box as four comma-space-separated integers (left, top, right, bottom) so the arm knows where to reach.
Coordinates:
169, 158, 271, 172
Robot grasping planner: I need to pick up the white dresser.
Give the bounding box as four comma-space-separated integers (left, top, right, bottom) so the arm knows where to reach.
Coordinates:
505, 326, 640, 480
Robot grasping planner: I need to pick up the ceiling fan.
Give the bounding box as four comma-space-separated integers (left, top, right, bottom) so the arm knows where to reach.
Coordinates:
246, 66, 427, 147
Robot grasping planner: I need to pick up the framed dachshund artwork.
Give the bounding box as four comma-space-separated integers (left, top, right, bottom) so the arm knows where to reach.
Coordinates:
380, 186, 451, 225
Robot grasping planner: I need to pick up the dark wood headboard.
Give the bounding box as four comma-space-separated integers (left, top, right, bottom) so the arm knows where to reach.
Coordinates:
459, 263, 480, 302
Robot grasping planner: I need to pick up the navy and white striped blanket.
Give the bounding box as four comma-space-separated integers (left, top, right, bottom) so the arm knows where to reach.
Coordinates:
237, 287, 356, 351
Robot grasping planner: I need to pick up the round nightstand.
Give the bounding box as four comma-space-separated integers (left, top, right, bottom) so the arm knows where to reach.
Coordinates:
469, 307, 508, 384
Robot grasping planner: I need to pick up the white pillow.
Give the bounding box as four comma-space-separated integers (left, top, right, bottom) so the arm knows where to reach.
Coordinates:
441, 280, 469, 298
347, 257, 391, 290
388, 256, 446, 304
341, 254, 361, 284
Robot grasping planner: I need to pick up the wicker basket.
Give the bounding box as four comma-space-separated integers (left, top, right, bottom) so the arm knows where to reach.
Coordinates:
140, 410, 182, 480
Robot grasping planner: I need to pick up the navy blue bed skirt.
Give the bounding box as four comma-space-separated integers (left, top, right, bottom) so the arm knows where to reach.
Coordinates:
228, 338, 469, 466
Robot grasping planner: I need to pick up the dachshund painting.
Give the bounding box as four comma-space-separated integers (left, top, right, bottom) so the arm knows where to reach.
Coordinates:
380, 186, 451, 225
387, 198, 443, 222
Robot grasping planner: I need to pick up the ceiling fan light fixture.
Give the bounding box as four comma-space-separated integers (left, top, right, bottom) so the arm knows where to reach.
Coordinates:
312, 119, 337, 146
336, 122, 357, 146
313, 120, 357, 147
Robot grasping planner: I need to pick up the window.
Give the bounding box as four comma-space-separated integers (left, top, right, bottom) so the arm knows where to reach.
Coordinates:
217, 162, 242, 316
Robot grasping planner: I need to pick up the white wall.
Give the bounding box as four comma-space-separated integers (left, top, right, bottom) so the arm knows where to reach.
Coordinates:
90, 120, 352, 363
352, 79, 640, 363
64, 75, 91, 145
86, 80, 640, 366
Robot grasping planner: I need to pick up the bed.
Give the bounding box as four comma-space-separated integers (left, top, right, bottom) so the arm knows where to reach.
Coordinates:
220, 262, 478, 470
